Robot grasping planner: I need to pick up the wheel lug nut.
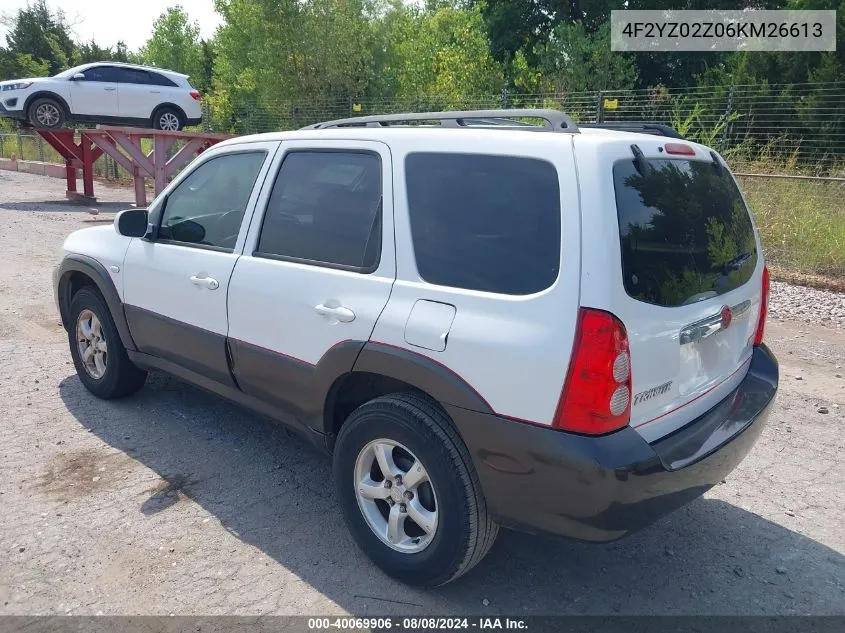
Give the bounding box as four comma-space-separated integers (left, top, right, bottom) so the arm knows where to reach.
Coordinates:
399, 503, 407, 513
394, 475, 402, 485
383, 480, 392, 488
404, 491, 413, 500
387, 498, 395, 506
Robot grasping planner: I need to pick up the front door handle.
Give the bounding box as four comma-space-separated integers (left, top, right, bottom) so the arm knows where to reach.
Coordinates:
190, 275, 219, 290
104, 86, 116, 91
315, 303, 355, 323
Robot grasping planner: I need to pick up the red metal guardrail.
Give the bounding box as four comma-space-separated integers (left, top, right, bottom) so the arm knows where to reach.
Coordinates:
36, 126, 232, 207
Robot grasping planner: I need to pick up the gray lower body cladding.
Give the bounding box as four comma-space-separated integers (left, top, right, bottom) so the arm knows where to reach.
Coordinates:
448, 345, 778, 542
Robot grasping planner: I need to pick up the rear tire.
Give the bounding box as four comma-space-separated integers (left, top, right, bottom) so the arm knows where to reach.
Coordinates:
68, 286, 147, 399
152, 107, 184, 131
28, 97, 65, 129
333, 393, 498, 586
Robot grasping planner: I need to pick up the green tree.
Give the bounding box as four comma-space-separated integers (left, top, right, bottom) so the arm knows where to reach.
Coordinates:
212, 0, 387, 130
535, 21, 636, 94
1, 0, 76, 77
387, 4, 505, 107
74, 39, 133, 64
138, 6, 205, 85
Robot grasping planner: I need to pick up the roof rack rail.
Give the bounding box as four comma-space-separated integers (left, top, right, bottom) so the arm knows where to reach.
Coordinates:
301, 109, 580, 133
579, 122, 685, 139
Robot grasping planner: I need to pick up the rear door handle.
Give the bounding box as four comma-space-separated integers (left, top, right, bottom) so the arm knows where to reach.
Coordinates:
315, 303, 355, 323
104, 86, 116, 91
190, 275, 219, 290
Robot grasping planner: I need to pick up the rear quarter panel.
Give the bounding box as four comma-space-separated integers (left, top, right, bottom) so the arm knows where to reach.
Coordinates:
369, 132, 582, 425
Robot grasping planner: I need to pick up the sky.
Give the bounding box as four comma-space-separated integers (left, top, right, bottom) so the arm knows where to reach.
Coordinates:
0, 0, 222, 51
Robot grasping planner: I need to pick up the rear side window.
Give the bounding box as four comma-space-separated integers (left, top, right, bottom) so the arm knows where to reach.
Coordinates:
255, 151, 382, 271
116, 68, 152, 84
147, 72, 178, 87
405, 153, 561, 295
614, 158, 757, 307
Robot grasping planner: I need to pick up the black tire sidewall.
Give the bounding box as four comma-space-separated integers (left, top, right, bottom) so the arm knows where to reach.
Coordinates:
153, 107, 183, 131
29, 98, 65, 128
334, 402, 471, 586
68, 287, 129, 398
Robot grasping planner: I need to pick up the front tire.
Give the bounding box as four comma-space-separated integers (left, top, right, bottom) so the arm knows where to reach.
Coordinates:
333, 393, 498, 586
68, 287, 147, 399
28, 97, 65, 129
152, 107, 184, 131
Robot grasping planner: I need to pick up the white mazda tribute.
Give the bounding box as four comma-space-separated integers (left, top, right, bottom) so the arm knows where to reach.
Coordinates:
53, 110, 778, 586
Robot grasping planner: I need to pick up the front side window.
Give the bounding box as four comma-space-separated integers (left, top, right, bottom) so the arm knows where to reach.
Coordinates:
81, 66, 120, 82
158, 151, 267, 250
405, 153, 561, 295
255, 151, 383, 271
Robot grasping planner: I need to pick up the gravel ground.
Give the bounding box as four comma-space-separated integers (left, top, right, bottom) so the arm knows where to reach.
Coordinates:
770, 281, 845, 329
0, 170, 843, 616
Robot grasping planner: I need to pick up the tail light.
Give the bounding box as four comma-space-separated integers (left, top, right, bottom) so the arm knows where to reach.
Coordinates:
753, 266, 770, 346
553, 308, 631, 435
189, 90, 202, 101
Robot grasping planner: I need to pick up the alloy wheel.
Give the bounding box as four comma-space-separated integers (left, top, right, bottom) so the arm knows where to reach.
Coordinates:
76, 309, 108, 379
159, 112, 180, 131
354, 438, 439, 553
35, 103, 60, 127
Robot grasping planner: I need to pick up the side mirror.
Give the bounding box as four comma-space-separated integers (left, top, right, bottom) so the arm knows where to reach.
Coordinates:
114, 208, 148, 238
71, 73, 85, 81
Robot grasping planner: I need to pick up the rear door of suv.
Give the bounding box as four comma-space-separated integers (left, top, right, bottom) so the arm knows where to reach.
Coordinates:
115, 67, 170, 121
226, 140, 395, 426
576, 134, 766, 442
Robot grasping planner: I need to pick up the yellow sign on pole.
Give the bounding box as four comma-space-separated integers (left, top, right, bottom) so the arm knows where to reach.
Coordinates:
603, 98, 619, 110
352, 103, 362, 112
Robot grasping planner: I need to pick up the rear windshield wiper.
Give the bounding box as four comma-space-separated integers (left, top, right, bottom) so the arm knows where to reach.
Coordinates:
709, 150, 723, 175
631, 144, 653, 176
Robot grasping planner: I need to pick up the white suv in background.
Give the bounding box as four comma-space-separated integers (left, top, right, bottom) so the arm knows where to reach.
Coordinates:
0, 62, 202, 131
53, 110, 779, 586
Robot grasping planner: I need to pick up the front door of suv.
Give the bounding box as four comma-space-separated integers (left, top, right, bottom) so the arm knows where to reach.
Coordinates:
226, 140, 395, 426
69, 65, 119, 117
122, 143, 278, 387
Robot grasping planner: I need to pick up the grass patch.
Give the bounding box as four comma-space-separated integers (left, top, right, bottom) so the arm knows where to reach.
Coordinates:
737, 174, 845, 278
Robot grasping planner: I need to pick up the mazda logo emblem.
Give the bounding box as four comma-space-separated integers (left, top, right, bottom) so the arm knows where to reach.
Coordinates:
720, 305, 733, 329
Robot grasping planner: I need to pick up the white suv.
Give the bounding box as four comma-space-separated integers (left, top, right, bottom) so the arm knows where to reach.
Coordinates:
0, 62, 202, 131
53, 110, 779, 586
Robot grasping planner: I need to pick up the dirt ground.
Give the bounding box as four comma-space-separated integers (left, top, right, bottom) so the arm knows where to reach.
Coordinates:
0, 170, 843, 616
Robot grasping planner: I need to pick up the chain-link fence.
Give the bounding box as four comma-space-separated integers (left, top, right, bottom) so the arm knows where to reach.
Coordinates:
735, 173, 845, 277
206, 81, 845, 171
2, 82, 844, 277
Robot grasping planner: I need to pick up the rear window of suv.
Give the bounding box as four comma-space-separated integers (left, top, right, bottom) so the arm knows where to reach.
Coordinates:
613, 158, 757, 307
405, 153, 561, 295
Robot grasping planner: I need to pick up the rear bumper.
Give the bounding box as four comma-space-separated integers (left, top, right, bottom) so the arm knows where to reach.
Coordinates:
185, 117, 202, 126
449, 344, 778, 542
